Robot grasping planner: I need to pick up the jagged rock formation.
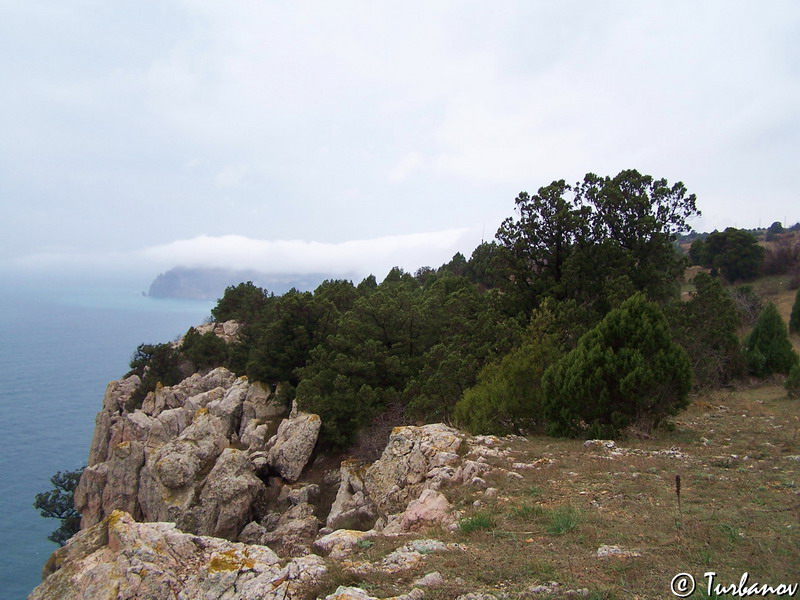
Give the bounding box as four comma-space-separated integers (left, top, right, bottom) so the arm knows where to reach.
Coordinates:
29, 511, 326, 600
36, 326, 525, 598
75, 365, 301, 541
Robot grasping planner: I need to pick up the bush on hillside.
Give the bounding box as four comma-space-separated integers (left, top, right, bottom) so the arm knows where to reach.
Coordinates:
542, 294, 692, 438
667, 272, 744, 388
790, 288, 800, 335
181, 327, 229, 371
786, 364, 800, 398
126, 342, 183, 410
454, 337, 561, 435
744, 303, 799, 377
691, 228, 765, 282
211, 281, 272, 324
729, 285, 763, 327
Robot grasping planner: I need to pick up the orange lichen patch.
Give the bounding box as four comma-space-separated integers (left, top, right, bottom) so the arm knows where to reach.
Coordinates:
208, 548, 255, 573
195, 407, 209, 418
106, 510, 126, 528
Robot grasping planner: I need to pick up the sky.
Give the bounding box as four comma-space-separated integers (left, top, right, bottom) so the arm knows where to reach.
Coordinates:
1, 1, 799, 286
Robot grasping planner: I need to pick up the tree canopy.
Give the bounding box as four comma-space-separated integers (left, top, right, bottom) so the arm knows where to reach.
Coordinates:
689, 228, 765, 282
496, 169, 699, 314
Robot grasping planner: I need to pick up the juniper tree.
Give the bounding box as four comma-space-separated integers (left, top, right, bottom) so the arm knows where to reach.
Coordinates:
790, 288, 800, 335
542, 293, 692, 438
744, 303, 799, 377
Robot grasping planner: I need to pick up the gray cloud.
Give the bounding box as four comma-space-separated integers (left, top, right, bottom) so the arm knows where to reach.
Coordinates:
5, 229, 481, 284
1, 1, 798, 277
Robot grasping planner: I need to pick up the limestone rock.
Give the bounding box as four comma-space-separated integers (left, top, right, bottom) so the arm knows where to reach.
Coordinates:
86, 409, 113, 467
238, 380, 287, 439
73, 463, 107, 529
266, 411, 321, 482
198, 448, 267, 540
596, 544, 642, 558
324, 588, 424, 600
100, 375, 141, 413
30, 511, 326, 600
137, 411, 229, 534
399, 489, 454, 532
279, 483, 321, 506
314, 529, 371, 559
364, 423, 465, 515
413, 571, 446, 588
261, 502, 321, 557
207, 377, 248, 437
327, 459, 378, 531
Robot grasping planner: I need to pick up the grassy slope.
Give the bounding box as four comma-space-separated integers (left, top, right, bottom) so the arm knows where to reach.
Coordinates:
319, 384, 799, 599
315, 273, 800, 599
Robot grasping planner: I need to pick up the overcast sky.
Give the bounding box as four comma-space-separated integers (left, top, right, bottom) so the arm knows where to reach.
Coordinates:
1, 1, 798, 285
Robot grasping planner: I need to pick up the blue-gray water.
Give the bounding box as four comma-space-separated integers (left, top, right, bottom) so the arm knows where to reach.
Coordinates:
0, 282, 214, 599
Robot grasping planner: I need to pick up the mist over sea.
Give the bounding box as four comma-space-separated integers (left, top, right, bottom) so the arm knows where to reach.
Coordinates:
0, 281, 213, 599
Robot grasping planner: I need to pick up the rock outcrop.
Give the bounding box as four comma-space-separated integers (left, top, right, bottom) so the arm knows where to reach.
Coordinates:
75, 366, 308, 542
44, 341, 530, 599
266, 408, 322, 482
364, 423, 465, 516
30, 511, 326, 600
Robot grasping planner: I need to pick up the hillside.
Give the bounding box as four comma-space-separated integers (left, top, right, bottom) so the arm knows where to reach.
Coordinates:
30, 376, 800, 599
30, 171, 800, 598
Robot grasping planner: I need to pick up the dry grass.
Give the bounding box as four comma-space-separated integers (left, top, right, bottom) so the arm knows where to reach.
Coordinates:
315, 384, 800, 599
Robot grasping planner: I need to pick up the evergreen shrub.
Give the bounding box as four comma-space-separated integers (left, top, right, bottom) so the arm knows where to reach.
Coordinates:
542, 294, 692, 438
744, 303, 799, 377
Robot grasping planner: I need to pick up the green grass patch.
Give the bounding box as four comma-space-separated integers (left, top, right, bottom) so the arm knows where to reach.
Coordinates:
508, 502, 545, 520
458, 511, 496, 533
546, 505, 582, 535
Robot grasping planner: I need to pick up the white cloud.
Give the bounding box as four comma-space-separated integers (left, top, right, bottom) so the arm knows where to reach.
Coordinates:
214, 163, 249, 188
388, 153, 424, 183
139, 229, 475, 278
2, 229, 482, 285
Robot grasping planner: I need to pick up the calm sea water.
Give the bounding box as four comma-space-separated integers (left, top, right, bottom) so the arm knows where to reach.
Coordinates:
0, 282, 213, 599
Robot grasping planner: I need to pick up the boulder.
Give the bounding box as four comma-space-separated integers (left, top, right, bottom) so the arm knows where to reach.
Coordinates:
279, 483, 321, 506
327, 459, 378, 531
238, 381, 287, 437
30, 511, 327, 600
364, 423, 465, 515
398, 489, 454, 532
266, 411, 321, 482
137, 411, 229, 534
207, 377, 248, 437
86, 409, 113, 467
324, 588, 424, 600
73, 463, 108, 529
100, 375, 141, 413
261, 502, 321, 557
313, 529, 371, 559
198, 448, 267, 540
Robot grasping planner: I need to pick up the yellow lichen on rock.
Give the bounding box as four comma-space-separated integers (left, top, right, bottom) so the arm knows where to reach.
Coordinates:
208, 548, 255, 573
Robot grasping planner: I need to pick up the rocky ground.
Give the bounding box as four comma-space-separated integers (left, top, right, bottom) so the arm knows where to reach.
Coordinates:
29, 324, 800, 600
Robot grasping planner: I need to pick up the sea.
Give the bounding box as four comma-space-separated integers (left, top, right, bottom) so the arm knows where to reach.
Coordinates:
0, 281, 214, 599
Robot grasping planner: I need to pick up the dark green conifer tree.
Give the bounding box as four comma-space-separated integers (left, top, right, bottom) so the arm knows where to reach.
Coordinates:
790, 288, 800, 335
744, 303, 799, 377
542, 294, 692, 438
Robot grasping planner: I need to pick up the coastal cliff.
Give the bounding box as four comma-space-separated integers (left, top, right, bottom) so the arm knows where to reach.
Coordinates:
30, 320, 519, 600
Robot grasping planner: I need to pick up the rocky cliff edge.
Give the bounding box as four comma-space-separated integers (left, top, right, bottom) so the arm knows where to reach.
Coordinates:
31, 324, 526, 599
